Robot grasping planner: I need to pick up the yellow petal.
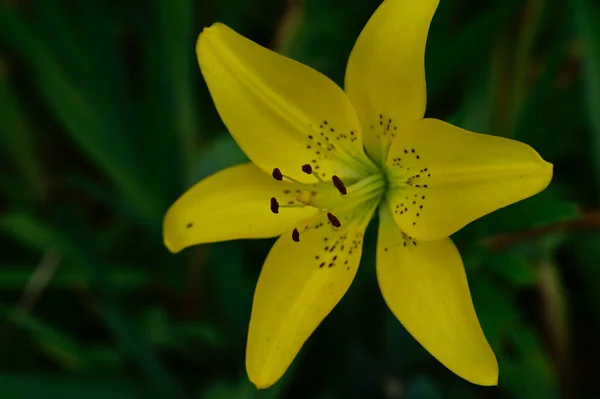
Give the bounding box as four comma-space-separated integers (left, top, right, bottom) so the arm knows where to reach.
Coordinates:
163, 163, 318, 253
198, 23, 376, 182
377, 206, 498, 386
246, 205, 376, 388
345, 0, 439, 164
386, 118, 553, 241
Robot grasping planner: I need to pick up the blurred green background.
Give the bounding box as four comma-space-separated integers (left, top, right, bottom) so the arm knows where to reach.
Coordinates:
0, 0, 599, 398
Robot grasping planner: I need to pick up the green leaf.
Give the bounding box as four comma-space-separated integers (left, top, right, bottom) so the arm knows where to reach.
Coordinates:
486, 250, 537, 287
0, 212, 69, 253
0, 213, 183, 397
515, 20, 581, 160
208, 241, 254, 341
194, 133, 248, 182
0, 306, 87, 370
0, 66, 46, 200
0, 8, 159, 219
283, 0, 378, 85
426, 0, 522, 99
570, 231, 600, 328
573, 0, 600, 192
471, 277, 558, 398
0, 374, 145, 399
156, 0, 201, 187
404, 375, 443, 399
0, 265, 152, 291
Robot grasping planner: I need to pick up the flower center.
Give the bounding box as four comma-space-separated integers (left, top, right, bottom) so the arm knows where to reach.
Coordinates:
269, 165, 386, 241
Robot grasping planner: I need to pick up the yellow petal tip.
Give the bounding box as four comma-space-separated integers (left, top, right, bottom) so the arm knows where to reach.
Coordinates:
163, 235, 181, 254
463, 353, 499, 387
197, 23, 223, 55
162, 207, 186, 254
476, 372, 499, 387
247, 368, 278, 390
249, 378, 274, 390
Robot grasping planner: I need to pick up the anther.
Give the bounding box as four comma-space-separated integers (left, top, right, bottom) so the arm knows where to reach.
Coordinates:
327, 212, 341, 228
272, 168, 283, 181
292, 228, 300, 242
332, 175, 347, 195
270, 197, 279, 214
302, 164, 313, 174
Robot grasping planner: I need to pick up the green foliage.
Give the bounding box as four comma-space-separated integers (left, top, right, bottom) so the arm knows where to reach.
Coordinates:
0, 0, 596, 398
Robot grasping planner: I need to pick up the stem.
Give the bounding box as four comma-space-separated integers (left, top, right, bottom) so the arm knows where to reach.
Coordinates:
484, 210, 600, 251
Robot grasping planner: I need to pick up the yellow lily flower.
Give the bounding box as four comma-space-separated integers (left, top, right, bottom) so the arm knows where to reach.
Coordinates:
163, 0, 553, 389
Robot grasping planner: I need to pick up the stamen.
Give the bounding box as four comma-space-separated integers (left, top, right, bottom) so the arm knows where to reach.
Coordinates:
312, 172, 324, 183
332, 175, 347, 195
273, 165, 325, 185
301, 164, 313, 174
292, 228, 300, 242
272, 168, 283, 181
301, 164, 325, 183
282, 175, 306, 185
270, 197, 279, 214
327, 212, 341, 228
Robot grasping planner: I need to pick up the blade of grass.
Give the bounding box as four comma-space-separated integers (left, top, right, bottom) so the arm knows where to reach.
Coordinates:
0, 373, 145, 399
426, 0, 522, 100
157, 0, 200, 188
0, 63, 46, 200
0, 8, 159, 220
0, 305, 87, 370
0, 265, 152, 291
0, 212, 184, 398
573, 0, 600, 193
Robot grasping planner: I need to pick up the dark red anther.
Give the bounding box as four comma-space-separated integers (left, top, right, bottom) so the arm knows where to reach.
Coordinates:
292, 228, 300, 242
332, 175, 347, 195
270, 197, 279, 214
272, 168, 283, 181
327, 212, 341, 228
301, 164, 313, 174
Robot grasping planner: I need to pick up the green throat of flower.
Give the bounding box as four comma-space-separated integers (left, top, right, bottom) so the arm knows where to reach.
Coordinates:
269, 164, 386, 242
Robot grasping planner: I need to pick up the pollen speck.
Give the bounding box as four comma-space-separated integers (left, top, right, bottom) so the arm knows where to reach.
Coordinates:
332, 175, 347, 195
272, 168, 283, 181
270, 197, 280, 214
327, 212, 342, 228
302, 164, 313, 174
